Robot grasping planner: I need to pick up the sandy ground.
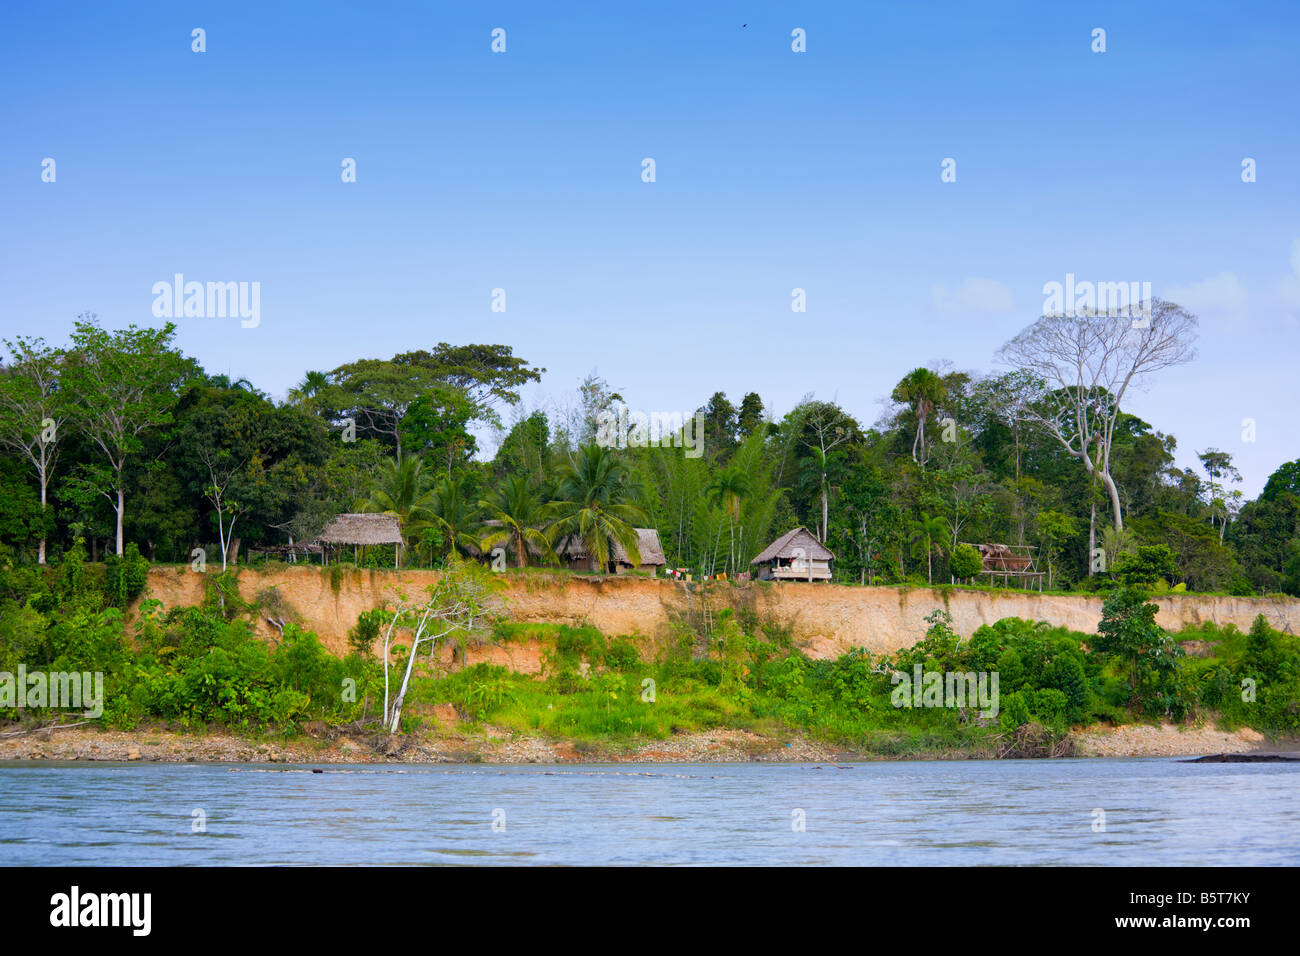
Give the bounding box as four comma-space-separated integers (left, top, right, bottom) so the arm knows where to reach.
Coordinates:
0, 725, 845, 765
2, 721, 1293, 764
1072, 722, 1296, 758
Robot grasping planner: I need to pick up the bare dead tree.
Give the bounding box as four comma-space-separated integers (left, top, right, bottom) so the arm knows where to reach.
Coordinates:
998, 298, 1197, 533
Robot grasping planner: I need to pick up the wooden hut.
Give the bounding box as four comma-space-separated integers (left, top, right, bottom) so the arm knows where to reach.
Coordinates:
555, 528, 667, 575
968, 542, 1044, 590
317, 513, 405, 566
751, 527, 834, 581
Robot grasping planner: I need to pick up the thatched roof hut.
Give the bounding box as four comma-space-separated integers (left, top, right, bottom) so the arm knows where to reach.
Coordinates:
751, 527, 834, 581
973, 543, 1032, 572
318, 513, 404, 545
556, 528, 667, 574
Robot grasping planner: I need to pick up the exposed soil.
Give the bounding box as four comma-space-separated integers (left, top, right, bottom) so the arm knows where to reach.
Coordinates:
136, 565, 1300, 661
0, 724, 842, 764
4, 720, 1295, 764
1072, 722, 1298, 758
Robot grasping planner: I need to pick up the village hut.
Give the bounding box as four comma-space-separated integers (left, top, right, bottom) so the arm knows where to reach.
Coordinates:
969, 542, 1044, 590
317, 513, 405, 566
751, 527, 834, 581
555, 528, 667, 575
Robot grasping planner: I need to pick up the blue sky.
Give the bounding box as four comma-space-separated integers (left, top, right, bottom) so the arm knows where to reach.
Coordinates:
2, 1, 1298, 495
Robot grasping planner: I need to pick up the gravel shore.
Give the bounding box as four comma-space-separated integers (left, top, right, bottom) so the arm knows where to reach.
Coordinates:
3, 721, 1293, 764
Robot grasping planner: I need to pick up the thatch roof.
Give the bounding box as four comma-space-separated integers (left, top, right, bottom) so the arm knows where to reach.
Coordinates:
751, 527, 834, 564
317, 513, 404, 545
556, 528, 666, 566
973, 543, 1032, 572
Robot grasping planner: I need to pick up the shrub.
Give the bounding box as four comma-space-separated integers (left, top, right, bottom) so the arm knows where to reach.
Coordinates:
950, 543, 983, 581
348, 609, 385, 658
104, 542, 150, 608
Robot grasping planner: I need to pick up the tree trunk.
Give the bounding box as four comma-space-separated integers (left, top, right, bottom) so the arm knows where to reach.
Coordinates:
38, 479, 47, 565
1087, 502, 1096, 576
820, 486, 828, 542
1101, 471, 1124, 533
115, 487, 125, 556
728, 515, 736, 574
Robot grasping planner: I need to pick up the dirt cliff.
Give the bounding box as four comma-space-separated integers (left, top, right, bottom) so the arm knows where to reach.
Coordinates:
137, 566, 1300, 660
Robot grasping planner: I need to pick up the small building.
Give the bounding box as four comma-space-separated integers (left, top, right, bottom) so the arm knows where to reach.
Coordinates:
751, 527, 834, 581
317, 513, 405, 566
556, 528, 667, 575
967, 542, 1044, 590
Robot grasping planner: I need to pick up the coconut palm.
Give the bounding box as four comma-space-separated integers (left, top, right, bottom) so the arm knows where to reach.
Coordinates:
480, 474, 558, 568
908, 512, 949, 584
892, 367, 947, 467
706, 464, 752, 574
546, 444, 648, 572
428, 472, 484, 559
360, 456, 437, 565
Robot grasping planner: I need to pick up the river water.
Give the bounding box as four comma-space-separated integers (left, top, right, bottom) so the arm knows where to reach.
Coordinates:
1, 758, 1296, 865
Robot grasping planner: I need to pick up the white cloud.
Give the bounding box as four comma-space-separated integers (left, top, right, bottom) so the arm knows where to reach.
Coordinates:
1162, 272, 1249, 323
930, 277, 1014, 316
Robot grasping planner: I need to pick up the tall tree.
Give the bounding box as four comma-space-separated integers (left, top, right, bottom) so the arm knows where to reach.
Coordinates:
1198, 448, 1242, 542
999, 298, 1197, 534
321, 345, 543, 460
0, 336, 68, 563
736, 392, 765, 438
892, 367, 948, 468
795, 401, 855, 540
400, 387, 478, 476
705, 463, 752, 574
699, 391, 738, 458
62, 320, 195, 555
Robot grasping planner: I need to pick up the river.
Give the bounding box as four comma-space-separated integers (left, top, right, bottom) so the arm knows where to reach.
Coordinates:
1, 758, 1297, 865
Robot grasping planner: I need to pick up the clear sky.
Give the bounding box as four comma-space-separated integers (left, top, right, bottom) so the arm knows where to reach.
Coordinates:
2, 1, 1297, 496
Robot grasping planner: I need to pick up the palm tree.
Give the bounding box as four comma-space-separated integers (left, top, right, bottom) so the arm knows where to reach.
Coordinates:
706, 464, 752, 574
429, 472, 484, 559
360, 456, 437, 565
546, 444, 648, 572
480, 475, 558, 568
287, 370, 329, 408
908, 512, 949, 584
892, 368, 947, 468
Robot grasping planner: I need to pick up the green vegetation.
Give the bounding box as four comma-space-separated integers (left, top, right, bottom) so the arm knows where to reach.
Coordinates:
0, 558, 373, 731
1, 318, 1296, 596
4, 553, 1297, 751
1, 315, 1297, 754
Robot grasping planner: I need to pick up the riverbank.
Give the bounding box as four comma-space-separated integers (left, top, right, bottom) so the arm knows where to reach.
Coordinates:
135, 565, 1300, 658
4, 721, 1294, 764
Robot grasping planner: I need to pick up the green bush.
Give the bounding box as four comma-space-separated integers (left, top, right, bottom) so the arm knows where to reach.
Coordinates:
104, 542, 150, 608
950, 543, 983, 580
